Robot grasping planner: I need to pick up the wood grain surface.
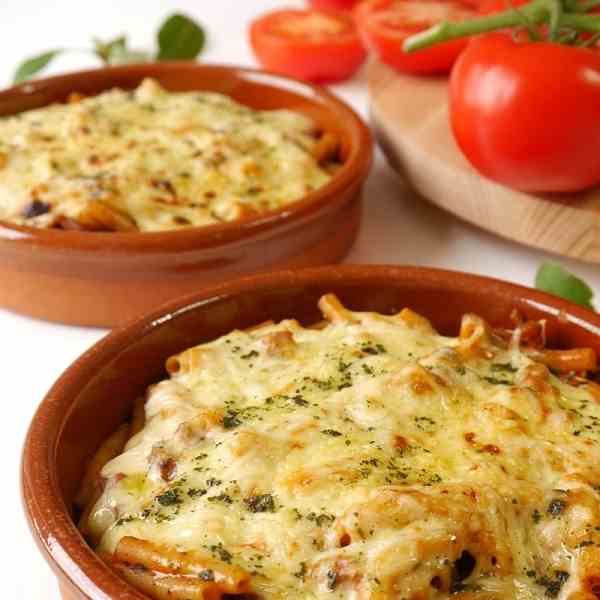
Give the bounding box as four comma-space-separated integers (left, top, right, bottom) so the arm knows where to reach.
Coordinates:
369, 60, 600, 263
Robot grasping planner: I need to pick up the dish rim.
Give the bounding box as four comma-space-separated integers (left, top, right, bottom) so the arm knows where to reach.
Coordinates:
0, 61, 372, 249
23, 264, 600, 599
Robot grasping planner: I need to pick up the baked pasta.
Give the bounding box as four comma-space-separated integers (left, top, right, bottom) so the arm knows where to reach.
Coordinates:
0, 78, 336, 232
78, 295, 600, 599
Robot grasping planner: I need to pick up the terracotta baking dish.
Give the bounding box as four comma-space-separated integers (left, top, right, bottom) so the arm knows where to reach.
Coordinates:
0, 63, 372, 327
21, 264, 600, 600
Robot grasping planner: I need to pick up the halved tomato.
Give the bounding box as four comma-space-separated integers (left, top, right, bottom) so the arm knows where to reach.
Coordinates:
249, 9, 367, 83
308, 0, 362, 11
355, 0, 476, 74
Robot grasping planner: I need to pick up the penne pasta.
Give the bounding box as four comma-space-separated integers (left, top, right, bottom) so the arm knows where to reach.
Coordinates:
318, 293, 357, 323
112, 561, 225, 600
129, 396, 146, 438
114, 537, 251, 594
165, 347, 207, 376
76, 201, 138, 232
75, 423, 130, 509
311, 132, 339, 165
528, 347, 597, 373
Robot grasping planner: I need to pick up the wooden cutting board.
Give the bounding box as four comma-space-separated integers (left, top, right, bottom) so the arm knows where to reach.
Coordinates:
368, 61, 600, 263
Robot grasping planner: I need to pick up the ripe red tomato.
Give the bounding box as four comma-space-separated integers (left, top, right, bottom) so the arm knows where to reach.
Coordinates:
355, 0, 476, 75
450, 33, 600, 192
308, 0, 362, 10
249, 9, 366, 83
458, 0, 490, 6
477, 0, 528, 14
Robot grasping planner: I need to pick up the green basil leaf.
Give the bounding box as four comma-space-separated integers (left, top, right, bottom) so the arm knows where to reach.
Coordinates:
94, 36, 150, 65
13, 50, 62, 84
156, 13, 205, 61
535, 263, 595, 309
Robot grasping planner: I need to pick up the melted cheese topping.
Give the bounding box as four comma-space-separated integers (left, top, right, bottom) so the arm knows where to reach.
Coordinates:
88, 303, 600, 599
0, 78, 332, 231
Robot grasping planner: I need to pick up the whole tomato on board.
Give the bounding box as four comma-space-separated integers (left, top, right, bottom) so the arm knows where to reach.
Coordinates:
477, 0, 528, 13
355, 0, 476, 74
249, 9, 366, 83
450, 33, 600, 193
308, 0, 362, 10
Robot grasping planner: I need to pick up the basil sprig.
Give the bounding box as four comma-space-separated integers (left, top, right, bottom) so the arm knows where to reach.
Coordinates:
535, 262, 595, 310
13, 13, 205, 84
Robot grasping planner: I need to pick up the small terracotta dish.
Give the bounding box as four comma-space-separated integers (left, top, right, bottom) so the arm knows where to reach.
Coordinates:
22, 265, 600, 600
0, 63, 372, 327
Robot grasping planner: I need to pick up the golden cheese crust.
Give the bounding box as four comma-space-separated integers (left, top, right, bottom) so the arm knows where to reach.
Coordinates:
82, 296, 600, 599
0, 79, 333, 232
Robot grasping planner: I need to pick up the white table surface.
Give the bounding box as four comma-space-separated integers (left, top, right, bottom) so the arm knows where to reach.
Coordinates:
3, 1, 599, 598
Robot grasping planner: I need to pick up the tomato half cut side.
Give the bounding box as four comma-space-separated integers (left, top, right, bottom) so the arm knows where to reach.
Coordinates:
249, 9, 367, 83
308, 0, 362, 11
355, 0, 476, 75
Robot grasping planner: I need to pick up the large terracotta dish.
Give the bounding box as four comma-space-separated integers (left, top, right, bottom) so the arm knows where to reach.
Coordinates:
21, 264, 600, 600
0, 63, 372, 327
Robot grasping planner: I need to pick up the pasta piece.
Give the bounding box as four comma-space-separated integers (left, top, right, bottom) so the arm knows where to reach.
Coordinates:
77, 487, 102, 542
227, 203, 260, 221
75, 423, 130, 509
67, 92, 87, 103
396, 308, 435, 333
112, 561, 224, 600
114, 537, 251, 593
528, 348, 597, 373
458, 314, 493, 358
312, 132, 339, 165
318, 294, 357, 323
165, 347, 207, 376
77, 201, 138, 232
129, 396, 146, 438
260, 330, 296, 358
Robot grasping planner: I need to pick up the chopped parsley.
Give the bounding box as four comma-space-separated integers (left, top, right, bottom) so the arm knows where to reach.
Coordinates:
198, 569, 214, 581
321, 429, 343, 437
156, 489, 181, 507
306, 512, 335, 527
547, 498, 567, 517
361, 342, 387, 355
293, 562, 307, 580
536, 570, 569, 598
222, 410, 242, 429
483, 375, 511, 385
207, 493, 233, 504
491, 362, 518, 373
326, 570, 338, 590
244, 494, 276, 513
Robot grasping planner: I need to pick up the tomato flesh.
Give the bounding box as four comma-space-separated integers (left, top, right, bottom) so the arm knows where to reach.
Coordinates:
450, 34, 600, 192
308, 0, 362, 11
355, 0, 475, 74
249, 9, 366, 83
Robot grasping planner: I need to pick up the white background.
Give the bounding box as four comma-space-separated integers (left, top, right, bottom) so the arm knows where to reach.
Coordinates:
2, 1, 599, 598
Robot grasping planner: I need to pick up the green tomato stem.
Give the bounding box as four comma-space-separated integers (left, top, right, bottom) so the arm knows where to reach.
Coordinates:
403, 0, 600, 52
561, 12, 600, 30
